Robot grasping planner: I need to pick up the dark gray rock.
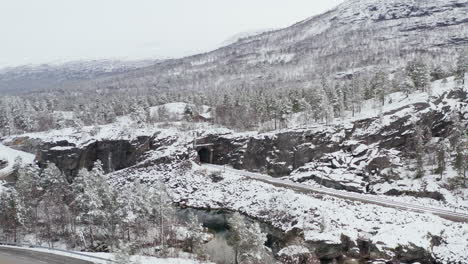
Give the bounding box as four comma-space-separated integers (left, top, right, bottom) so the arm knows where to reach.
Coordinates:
385, 189, 445, 201
0, 159, 7, 170
199, 129, 341, 177
36, 136, 155, 179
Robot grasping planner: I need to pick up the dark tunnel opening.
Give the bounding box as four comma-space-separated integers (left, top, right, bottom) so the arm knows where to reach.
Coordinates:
198, 147, 212, 163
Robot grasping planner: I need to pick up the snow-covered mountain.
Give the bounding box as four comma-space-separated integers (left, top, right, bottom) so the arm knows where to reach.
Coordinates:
2, 0, 467, 96
0, 59, 157, 94
69, 0, 468, 95
218, 28, 275, 47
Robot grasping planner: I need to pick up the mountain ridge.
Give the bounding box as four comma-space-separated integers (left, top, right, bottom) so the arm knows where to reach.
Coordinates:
2, 0, 468, 96
76, 0, 468, 95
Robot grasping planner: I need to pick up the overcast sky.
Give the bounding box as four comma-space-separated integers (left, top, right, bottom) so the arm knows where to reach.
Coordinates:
0, 0, 345, 67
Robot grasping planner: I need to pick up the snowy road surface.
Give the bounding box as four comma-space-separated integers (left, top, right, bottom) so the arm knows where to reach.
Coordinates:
203, 164, 468, 223
0, 247, 93, 264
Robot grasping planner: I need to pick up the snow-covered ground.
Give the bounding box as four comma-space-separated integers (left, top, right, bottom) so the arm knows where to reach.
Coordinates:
1, 115, 227, 150
373, 167, 468, 212
149, 102, 212, 121
113, 161, 468, 263
0, 143, 35, 179
1, 117, 163, 148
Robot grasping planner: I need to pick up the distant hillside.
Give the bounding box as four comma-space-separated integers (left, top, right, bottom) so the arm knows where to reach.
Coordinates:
66, 0, 468, 95
0, 59, 157, 94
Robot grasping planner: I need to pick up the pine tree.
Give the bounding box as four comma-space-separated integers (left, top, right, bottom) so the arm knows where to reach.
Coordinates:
334, 84, 345, 119
435, 141, 447, 180
400, 77, 415, 97
183, 104, 193, 121
0, 100, 13, 136
278, 98, 292, 129
413, 124, 426, 179
129, 102, 148, 125
299, 99, 313, 125
448, 113, 467, 186
349, 77, 363, 117
455, 49, 468, 85
370, 70, 389, 105
317, 87, 333, 125
0, 188, 27, 242
454, 133, 468, 186
113, 242, 138, 264
289, 90, 303, 114
153, 182, 175, 251
406, 59, 430, 92
40, 163, 71, 246
11, 157, 23, 180
227, 212, 267, 264
71, 161, 113, 248
430, 65, 447, 81
15, 165, 42, 241
184, 212, 205, 255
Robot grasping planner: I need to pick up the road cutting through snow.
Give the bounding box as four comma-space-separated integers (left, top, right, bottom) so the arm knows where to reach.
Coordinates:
203, 164, 468, 223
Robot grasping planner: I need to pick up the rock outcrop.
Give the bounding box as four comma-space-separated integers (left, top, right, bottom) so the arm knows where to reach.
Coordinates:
35, 137, 153, 178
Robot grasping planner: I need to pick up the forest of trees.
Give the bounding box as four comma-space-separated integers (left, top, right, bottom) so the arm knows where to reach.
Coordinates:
411, 113, 468, 184
0, 50, 466, 136
0, 160, 290, 263
0, 161, 198, 254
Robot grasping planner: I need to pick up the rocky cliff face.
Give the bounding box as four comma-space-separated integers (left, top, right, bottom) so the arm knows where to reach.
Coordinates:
3, 134, 162, 180
196, 85, 467, 196
35, 137, 153, 178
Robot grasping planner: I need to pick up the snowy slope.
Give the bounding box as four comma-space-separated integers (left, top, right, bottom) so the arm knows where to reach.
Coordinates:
0, 143, 35, 179
285, 77, 465, 129
218, 28, 274, 47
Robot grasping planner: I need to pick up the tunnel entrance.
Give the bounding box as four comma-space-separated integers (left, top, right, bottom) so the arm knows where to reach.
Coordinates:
198, 147, 213, 163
